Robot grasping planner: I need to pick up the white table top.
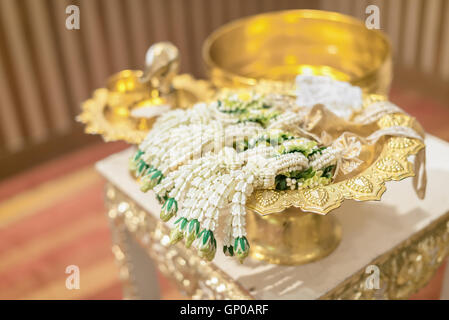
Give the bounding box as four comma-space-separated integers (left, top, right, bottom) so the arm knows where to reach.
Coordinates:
96, 135, 449, 299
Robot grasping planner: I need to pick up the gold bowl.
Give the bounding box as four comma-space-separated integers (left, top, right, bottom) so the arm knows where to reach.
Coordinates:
203, 9, 392, 94
106, 69, 149, 118
78, 72, 215, 144
105, 69, 179, 133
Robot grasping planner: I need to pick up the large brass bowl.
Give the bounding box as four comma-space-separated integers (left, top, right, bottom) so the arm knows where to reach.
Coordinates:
203, 9, 392, 95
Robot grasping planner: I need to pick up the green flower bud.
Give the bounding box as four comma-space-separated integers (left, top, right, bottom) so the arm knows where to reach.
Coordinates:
169, 228, 184, 244
184, 219, 200, 248
133, 149, 145, 161
160, 198, 178, 222
169, 217, 188, 244
197, 230, 217, 261
234, 236, 250, 263
223, 245, 234, 257
198, 245, 217, 261
136, 159, 149, 176
156, 194, 166, 205
140, 170, 162, 192
129, 150, 144, 172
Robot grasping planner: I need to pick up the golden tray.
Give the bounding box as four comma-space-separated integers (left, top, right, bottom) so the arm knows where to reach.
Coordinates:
225, 88, 424, 264
247, 104, 425, 215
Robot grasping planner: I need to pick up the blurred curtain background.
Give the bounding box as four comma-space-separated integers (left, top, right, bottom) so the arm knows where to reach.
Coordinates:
0, 0, 448, 179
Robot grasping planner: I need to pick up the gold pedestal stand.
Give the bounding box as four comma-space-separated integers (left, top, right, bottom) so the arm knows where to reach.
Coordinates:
247, 208, 341, 265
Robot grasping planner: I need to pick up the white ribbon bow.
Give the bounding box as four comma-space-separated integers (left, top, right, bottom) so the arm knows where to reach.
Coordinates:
332, 133, 364, 177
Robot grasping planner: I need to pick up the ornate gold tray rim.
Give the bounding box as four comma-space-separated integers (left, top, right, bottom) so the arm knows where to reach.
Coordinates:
247, 114, 424, 215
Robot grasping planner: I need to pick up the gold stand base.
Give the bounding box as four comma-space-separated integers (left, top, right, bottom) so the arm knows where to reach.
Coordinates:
246, 208, 342, 265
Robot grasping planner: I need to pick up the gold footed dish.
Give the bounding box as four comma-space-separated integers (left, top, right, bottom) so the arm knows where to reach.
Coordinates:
247, 208, 341, 265
201, 11, 420, 265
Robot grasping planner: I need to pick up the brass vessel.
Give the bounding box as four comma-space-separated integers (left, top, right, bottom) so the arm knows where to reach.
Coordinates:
203, 9, 392, 95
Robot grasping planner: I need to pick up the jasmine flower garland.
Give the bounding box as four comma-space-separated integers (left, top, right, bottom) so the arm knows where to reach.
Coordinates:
130, 92, 344, 263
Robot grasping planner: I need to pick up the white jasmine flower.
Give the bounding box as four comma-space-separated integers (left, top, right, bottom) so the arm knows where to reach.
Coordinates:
295, 75, 363, 120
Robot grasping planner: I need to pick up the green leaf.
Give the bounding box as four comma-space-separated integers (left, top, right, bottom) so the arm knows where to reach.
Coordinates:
166, 198, 173, 211
322, 165, 336, 179
134, 150, 144, 161
195, 221, 199, 235
297, 167, 315, 180
275, 175, 288, 190
138, 160, 148, 174
240, 237, 245, 251
174, 217, 183, 225
181, 218, 188, 230
187, 220, 199, 235
156, 194, 164, 204
151, 170, 162, 179
202, 230, 210, 245
308, 146, 327, 158
244, 237, 250, 248
146, 166, 155, 174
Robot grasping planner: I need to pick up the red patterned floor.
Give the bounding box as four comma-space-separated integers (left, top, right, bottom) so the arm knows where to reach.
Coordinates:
0, 86, 447, 299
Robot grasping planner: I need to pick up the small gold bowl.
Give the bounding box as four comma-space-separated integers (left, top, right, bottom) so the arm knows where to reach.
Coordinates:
106, 70, 149, 118
203, 9, 392, 94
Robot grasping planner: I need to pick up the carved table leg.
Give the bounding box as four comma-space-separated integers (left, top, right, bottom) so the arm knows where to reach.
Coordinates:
107, 185, 160, 299
121, 228, 161, 299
